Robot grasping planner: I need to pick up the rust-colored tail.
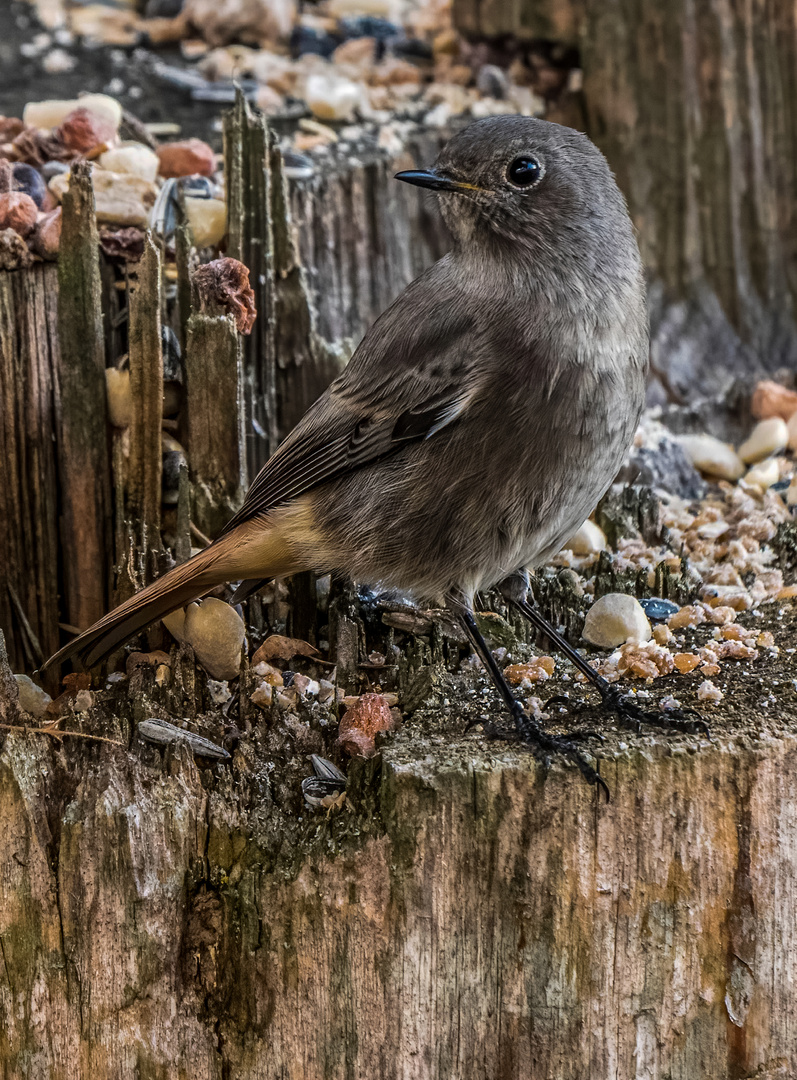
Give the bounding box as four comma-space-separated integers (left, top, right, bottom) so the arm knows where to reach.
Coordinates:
41, 517, 304, 673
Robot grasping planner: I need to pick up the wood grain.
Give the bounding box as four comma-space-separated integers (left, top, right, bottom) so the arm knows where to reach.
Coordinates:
0, 726, 794, 1078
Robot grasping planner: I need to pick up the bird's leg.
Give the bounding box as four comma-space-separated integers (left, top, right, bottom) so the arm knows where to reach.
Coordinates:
501, 572, 708, 737
457, 607, 609, 799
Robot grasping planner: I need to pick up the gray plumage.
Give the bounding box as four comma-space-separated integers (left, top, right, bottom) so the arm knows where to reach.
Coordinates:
44, 115, 647, 671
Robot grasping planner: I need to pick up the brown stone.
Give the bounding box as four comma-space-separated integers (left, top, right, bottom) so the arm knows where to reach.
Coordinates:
156, 138, 216, 179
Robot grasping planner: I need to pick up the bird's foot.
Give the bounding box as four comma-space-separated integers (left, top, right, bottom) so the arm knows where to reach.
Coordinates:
600, 683, 710, 737
506, 699, 610, 801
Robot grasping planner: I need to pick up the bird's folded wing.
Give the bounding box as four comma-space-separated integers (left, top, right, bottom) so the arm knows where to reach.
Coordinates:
219, 354, 477, 537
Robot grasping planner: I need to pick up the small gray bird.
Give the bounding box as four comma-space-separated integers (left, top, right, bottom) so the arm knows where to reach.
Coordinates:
45, 116, 697, 790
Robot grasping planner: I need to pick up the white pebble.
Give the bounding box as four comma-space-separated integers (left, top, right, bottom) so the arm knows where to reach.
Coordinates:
328, 0, 402, 15
582, 593, 651, 649
13, 674, 52, 718
697, 679, 723, 704
563, 519, 606, 555
696, 519, 730, 540
99, 143, 160, 184
677, 434, 745, 481
743, 458, 780, 492
183, 197, 227, 248
50, 169, 157, 228
164, 598, 245, 681
293, 673, 320, 697
786, 410, 797, 452
305, 73, 362, 122
23, 93, 122, 132
737, 417, 788, 464
105, 368, 131, 427
42, 48, 76, 75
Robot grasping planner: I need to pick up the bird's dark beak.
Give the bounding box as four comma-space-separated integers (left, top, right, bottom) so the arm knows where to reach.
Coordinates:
394, 169, 483, 194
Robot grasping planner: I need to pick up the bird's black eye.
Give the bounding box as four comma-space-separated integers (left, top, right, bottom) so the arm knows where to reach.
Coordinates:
506, 157, 542, 188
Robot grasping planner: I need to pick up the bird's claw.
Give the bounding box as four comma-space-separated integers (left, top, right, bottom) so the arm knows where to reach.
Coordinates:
508, 701, 609, 801
602, 685, 710, 737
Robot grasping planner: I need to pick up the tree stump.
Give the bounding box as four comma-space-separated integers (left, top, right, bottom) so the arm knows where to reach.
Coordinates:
0, 718, 795, 1079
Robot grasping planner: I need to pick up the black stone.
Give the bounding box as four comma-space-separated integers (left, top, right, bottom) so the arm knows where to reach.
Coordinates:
12, 163, 46, 208
639, 597, 680, 622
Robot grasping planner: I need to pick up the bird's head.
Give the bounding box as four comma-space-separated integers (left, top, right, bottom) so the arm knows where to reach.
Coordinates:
396, 115, 632, 258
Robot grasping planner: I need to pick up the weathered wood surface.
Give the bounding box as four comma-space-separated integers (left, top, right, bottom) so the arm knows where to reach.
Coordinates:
290, 130, 452, 348
0, 264, 61, 671
56, 161, 112, 634
0, 720, 794, 1079
454, 0, 797, 402
126, 235, 164, 585
184, 311, 246, 537
0, 136, 450, 673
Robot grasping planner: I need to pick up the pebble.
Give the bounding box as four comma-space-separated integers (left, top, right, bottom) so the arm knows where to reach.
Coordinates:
751, 380, 797, 422
563, 519, 606, 555
305, 72, 363, 120
678, 434, 745, 481
697, 679, 723, 704
164, 598, 245, 681
371, 57, 422, 86
738, 417, 788, 464
639, 597, 680, 622
476, 64, 508, 99
776, 585, 797, 600
504, 657, 555, 685
291, 25, 339, 57
787, 411, 797, 452
673, 652, 701, 674
339, 14, 400, 39
105, 368, 131, 427
41, 161, 70, 181
42, 49, 77, 75
582, 593, 651, 648
328, 0, 400, 17
12, 163, 47, 208
619, 419, 706, 501
0, 192, 38, 237
23, 93, 122, 133
50, 169, 157, 228
156, 138, 216, 178
251, 681, 273, 708
251, 660, 284, 685
14, 674, 52, 718
743, 458, 780, 492
293, 673, 321, 697
162, 450, 187, 504
30, 206, 62, 260
696, 519, 730, 540
99, 143, 160, 183
183, 196, 227, 247
336, 692, 395, 757
144, 0, 186, 16
56, 107, 117, 153
651, 624, 672, 645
